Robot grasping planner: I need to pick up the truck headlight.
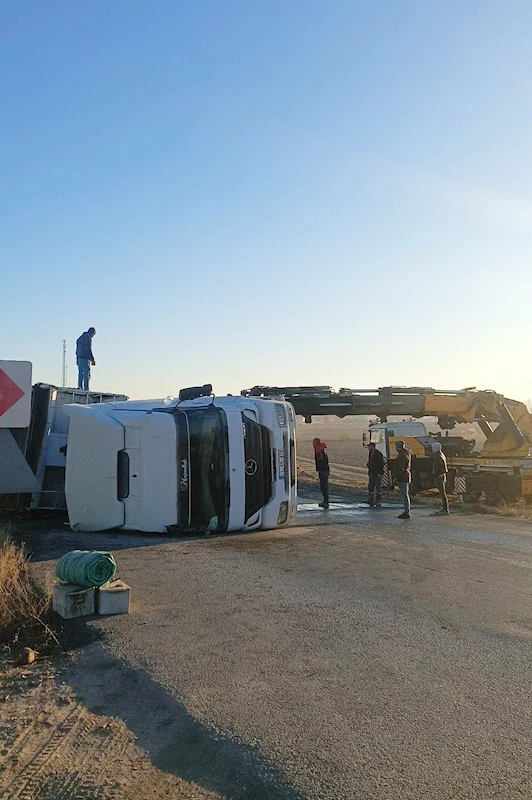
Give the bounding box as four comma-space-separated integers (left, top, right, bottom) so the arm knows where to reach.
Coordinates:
275, 403, 287, 427
277, 501, 289, 525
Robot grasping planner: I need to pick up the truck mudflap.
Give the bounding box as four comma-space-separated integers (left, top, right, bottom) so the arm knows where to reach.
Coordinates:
63, 405, 125, 531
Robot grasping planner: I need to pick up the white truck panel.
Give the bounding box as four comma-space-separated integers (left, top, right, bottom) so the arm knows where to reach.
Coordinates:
64, 405, 125, 531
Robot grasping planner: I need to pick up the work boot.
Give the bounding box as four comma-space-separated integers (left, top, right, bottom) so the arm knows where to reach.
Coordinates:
398, 512, 411, 519
318, 501, 330, 509
375, 501, 382, 508
433, 510, 450, 516
367, 499, 374, 507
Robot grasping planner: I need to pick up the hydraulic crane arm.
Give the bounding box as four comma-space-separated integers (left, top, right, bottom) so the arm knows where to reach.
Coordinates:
244, 386, 436, 423
242, 386, 532, 458
424, 390, 532, 457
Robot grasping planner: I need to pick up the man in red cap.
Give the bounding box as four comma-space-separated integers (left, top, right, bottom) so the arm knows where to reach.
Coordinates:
313, 437, 330, 509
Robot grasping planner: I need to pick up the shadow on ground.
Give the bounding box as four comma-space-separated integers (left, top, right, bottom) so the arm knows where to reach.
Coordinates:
8, 514, 231, 564
61, 636, 304, 800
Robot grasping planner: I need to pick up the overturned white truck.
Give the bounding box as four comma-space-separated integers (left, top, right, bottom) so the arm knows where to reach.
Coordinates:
63, 385, 297, 533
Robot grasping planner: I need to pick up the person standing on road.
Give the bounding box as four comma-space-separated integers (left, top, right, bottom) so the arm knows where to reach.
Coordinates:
431, 441, 450, 515
76, 327, 96, 391
392, 440, 411, 519
367, 442, 385, 507
313, 438, 330, 509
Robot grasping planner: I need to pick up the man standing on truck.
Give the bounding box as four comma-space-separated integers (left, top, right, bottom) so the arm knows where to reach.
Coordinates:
392, 440, 411, 519
431, 441, 450, 515
76, 327, 96, 391
367, 441, 385, 507
313, 437, 330, 509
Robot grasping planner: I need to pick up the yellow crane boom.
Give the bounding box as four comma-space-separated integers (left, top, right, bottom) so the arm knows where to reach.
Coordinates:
245, 385, 532, 459
423, 390, 532, 458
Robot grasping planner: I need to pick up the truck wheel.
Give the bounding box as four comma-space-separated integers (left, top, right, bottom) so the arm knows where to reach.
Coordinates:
485, 491, 503, 506
463, 492, 481, 504
410, 476, 421, 496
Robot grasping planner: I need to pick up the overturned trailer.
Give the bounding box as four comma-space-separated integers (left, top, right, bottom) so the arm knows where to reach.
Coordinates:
5, 384, 127, 510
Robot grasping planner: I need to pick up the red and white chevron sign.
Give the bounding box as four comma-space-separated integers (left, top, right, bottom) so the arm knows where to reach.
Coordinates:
454, 476, 467, 494
0, 361, 32, 428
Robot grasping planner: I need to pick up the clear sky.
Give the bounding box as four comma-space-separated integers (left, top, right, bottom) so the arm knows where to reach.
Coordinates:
2, 1, 531, 402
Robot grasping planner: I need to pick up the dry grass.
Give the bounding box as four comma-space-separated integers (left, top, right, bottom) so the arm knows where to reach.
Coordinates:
453, 498, 532, 520
0, 525, 56, 654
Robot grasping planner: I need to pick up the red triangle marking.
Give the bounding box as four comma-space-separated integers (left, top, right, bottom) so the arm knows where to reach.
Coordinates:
0, 368, 25, 418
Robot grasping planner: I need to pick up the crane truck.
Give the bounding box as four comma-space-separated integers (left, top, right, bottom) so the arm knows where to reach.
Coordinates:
243, 386, 532, 503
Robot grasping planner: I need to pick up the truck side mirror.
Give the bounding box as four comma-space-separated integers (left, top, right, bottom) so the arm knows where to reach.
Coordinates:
179, 384, 213, 401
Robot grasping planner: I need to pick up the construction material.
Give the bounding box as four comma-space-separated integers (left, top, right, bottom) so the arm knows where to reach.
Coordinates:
97, 580, 130, 615
56, 550, 117, 588
52, 583, 95, 619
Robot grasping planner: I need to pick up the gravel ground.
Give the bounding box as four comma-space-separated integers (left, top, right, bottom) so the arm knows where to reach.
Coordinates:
0, 659, 223, 800
17, 499, 532, 800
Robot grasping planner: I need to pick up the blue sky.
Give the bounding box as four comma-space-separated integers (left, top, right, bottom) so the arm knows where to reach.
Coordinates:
2, 1, 531, 402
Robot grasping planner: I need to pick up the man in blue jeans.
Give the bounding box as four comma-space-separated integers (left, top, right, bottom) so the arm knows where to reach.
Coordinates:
76, 327, 96, 391
392, 439, 411, 519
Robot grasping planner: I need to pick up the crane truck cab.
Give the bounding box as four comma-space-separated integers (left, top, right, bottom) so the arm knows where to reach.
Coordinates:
363, 421, 428, 459
63, 388, 297, 533
363, 421, 431, 492
363, 420, 475, 493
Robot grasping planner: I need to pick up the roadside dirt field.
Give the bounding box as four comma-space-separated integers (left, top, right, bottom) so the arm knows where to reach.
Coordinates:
0, 658, 222, 800
0, 418, 519, 799
296, 417, 368, 470
6, 505, 530, 800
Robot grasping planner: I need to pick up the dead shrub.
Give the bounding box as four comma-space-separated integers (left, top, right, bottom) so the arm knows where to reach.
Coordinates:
0, 526, 56, 653
455, 498, 532, 519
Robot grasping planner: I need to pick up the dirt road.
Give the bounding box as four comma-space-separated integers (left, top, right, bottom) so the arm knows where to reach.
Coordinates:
10, 497, 532, 799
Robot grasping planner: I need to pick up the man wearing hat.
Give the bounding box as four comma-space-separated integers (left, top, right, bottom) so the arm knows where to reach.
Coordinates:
313, 437, 330, 509
76, 327, 96, 391
431, 441, 450, 515
367, 442, 385, 507
392, 440, 411, 519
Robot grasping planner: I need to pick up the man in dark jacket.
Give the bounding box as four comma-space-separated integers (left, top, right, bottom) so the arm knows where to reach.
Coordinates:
313, 437, 330, 509
431, 441, 450, 515
76, 327, 96, 391
367, 442, 385, 507
392, 440, 411, 519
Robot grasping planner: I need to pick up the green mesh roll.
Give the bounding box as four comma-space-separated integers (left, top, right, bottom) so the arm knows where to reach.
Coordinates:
56, 550, 117, 588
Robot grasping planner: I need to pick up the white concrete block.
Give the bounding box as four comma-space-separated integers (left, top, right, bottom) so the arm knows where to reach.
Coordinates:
53, 584, 95, 619
97, 580, 130, 616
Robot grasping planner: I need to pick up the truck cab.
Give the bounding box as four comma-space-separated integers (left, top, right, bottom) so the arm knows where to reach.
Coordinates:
363, 421, 429, 460
63, 392, 297, 533
364, 421, 436, 493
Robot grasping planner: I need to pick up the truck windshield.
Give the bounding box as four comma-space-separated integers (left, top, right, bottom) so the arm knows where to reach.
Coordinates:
175, 406, 229, 531
242, 412, 272, 523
